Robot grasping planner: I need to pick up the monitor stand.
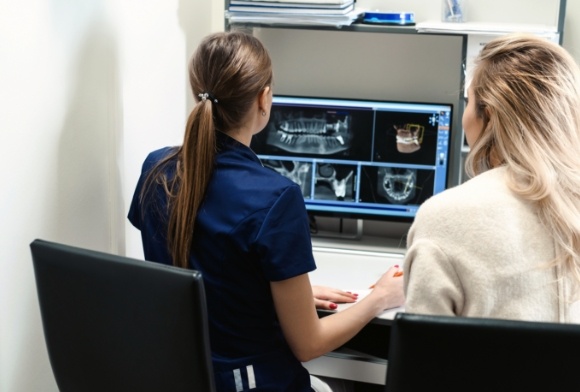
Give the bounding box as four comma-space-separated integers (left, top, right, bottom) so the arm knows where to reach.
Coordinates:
311, 218, 364, 241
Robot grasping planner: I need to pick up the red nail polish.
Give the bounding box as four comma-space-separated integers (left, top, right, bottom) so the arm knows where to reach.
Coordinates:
394, 265, 400, 268
329, 303, 337, 310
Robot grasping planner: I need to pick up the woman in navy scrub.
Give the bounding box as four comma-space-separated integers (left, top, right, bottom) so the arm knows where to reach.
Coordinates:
128, 31, 405, 392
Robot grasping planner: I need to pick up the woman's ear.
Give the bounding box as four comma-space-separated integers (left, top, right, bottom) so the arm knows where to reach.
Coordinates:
258, 85, 271, 113
484, 106, 491, 121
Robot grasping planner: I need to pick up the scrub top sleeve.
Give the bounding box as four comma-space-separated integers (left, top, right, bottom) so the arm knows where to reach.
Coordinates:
255, 185, 317, 282
127, 149, 166, 230
127, 170, 145, 230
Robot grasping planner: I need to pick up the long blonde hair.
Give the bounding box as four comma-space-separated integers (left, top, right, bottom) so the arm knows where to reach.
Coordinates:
142, 31, 272, 268
465, 33, 580, 282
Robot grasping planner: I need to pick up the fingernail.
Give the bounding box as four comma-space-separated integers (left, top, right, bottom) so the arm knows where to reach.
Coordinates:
394, 265, 400, 268
353, 293, 359, 297
329, 303, 337, 310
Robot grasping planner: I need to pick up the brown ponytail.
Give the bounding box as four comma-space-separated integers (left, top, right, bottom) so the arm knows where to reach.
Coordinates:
167, 101, 216, 268
142, 31, 273, 268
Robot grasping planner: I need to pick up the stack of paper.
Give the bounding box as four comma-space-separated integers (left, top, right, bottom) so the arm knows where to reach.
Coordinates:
226, 0, 363, 27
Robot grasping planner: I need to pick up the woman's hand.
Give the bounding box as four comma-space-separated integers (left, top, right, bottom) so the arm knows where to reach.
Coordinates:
312, 285, 358, 310
369, 265, 406, 310
271, 269, 405, 362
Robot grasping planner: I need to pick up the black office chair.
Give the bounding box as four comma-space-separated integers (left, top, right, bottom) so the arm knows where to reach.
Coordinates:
386, 312, 580, 392
30, 239, 216, 392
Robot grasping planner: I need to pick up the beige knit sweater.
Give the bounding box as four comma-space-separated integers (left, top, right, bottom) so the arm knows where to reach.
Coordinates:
404, 166, 580, 323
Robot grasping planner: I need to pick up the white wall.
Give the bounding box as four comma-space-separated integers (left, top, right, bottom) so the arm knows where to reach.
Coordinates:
0, 1, 222, 391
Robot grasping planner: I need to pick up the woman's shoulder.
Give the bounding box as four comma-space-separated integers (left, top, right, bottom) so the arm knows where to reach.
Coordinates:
251, 164, 304, 202
211, 149, 303, 208
141, 146, 177, 171
146, 146, 176, 162
414, 167, 511, 227
407, 167, 517, 252
426, 167, 508, 208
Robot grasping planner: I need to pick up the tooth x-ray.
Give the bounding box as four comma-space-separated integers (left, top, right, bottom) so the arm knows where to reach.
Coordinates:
314, 163, 356, 201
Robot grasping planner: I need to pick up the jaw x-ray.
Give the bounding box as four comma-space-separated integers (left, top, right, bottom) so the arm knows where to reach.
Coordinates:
377, 166, 417, 204
265, 107, 353, 156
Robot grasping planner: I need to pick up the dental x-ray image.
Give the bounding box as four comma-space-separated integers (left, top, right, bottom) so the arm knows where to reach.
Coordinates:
314, 163, 356, 202
359, 165, 435, 206
267, 107, 351, 155
251, 104, 374, 161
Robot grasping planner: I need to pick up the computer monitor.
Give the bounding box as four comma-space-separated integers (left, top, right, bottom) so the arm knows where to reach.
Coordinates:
250, 95, 453, 222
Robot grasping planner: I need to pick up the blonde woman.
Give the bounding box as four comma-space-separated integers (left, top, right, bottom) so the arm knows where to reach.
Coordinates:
404, 33, 580, 323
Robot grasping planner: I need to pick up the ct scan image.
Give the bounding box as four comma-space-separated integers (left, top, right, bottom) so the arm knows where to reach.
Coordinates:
313, 163, 356, 202
359, 165, 435, 206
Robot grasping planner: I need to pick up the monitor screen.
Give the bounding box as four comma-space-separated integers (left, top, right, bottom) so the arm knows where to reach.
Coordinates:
250, 95, 453, 222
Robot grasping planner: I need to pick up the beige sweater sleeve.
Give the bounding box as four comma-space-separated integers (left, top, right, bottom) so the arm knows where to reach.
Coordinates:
404, 236, 463, 316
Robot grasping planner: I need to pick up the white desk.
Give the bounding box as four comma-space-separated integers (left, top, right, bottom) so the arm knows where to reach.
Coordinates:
304, 242, 406, 385
310, 245, 404, 290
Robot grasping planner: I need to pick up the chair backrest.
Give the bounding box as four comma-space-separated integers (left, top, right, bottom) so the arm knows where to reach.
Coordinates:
30, 239, 216, 392
386, 312, 580, 392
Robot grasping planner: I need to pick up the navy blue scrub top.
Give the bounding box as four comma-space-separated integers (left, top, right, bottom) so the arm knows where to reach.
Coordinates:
128, 132, 317, 391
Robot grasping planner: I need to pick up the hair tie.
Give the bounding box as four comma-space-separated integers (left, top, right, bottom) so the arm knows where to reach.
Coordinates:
198, 92, 218, 104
